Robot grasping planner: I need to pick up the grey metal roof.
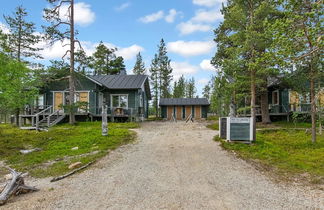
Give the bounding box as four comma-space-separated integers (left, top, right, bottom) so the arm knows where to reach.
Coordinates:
159, 98, 210, 106
89, 75, 148, 89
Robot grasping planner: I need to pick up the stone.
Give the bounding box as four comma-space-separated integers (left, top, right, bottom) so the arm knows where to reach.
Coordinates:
4, 173, 12, 180
71, 147, 79, 151
68, 162, 82, 169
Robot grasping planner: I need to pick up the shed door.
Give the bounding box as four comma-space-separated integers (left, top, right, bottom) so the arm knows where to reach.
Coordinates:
167, 106, 173, 120
54, 92, 63, 111
185, 106, 192, 119
176, 106, 182, 120
195, 106, 201, 119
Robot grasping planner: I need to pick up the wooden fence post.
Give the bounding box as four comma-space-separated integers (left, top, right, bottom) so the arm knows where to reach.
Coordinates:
102, 105, 108, 136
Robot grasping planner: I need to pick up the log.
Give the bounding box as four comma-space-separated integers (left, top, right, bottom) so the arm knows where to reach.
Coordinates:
0, 167, 38, 206
50, 161, 95, 182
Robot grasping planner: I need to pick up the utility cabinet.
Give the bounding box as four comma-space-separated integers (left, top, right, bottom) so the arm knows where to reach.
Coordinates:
219, 117, 253, 141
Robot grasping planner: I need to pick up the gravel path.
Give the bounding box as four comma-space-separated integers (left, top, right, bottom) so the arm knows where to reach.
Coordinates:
2, 121, 323, 209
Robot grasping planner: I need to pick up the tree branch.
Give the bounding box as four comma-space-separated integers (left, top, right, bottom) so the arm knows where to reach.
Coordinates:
74, 40, 84, 51
62, 50, 71, 60
53, 21, 71, 28
53, 0, 71, 13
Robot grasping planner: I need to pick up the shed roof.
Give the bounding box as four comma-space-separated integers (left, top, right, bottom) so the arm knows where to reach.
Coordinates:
89, 75, 148, 89
159, 98, 210, 106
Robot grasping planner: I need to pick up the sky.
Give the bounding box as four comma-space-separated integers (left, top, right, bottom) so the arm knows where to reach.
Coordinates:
0, 0, 225, 96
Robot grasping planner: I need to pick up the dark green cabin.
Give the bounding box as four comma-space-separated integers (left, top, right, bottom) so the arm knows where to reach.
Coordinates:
41, 74, 151, 121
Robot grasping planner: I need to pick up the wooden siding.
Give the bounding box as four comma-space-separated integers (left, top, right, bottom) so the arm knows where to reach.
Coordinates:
176, 106, 182, 120
167, 106, 173, 120
54, 92, 63, 111
185, 106, 192, 119
195, 106, 201, 119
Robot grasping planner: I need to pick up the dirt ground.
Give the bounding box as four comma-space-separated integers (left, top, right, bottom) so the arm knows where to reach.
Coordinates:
1, 121, 323, 209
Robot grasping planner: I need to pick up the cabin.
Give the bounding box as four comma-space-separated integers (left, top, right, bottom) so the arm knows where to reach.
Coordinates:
159, 98, 210, 120
19, 74, 151, 129
239, 78, 324, 121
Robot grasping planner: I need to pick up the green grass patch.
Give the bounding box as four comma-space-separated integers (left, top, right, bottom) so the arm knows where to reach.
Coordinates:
0, 122, 138, 178
216, 130, 324, 184
207, 122, 219, 130
207, 115, 219, 121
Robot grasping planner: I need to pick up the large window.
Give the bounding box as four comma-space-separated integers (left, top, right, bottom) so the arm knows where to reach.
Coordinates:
111, 94, 128, 108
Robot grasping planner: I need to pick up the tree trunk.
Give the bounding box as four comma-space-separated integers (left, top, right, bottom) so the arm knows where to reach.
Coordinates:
261, 88, 271, 124
251, 70, 257, 141
69, 0, 75, 125
310, 71, 316, 143
15, 108, 19, 126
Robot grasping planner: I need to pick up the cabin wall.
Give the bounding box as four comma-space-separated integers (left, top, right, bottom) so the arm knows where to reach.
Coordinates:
103, 89, 136, 109
160, 105, 209, 120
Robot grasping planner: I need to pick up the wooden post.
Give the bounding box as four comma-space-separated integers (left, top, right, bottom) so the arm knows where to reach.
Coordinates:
18, 116, 22, 127
35, 115, 39, 130
102, 105, 108, 136
111, 107, 115, 122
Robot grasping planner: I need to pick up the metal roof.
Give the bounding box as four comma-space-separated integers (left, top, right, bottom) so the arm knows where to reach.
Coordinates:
159, 98, 210, 106
89, 75, 148, 89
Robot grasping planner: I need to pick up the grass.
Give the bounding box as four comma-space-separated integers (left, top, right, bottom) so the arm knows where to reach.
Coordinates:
206, 122, 219, 130
256, 121, 313, 129
0, 122, 138, 178
215, 130, 324, 184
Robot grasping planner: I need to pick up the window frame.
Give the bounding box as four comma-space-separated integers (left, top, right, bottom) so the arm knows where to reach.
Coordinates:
110, 94, 128, 109
272, 90, 279, 105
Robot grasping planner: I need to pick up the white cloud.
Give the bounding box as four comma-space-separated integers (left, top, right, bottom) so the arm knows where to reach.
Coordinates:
115, 2, 131, 11
167, 40, 215, 57
177, 21, 212, 35
198, 78, 210, 85
60, 2, 95, 26
200, 59, 217, 71
138, 11, 164, 23
116, 44, 144, 60
192, 0, 226, 7
170, 61, 199, 80
0, 22, 10, 34
39, 39, 70, 60
165, 9, 179, 23
139, 9, 181, 24
191, 9, 223, 23
38, 39, 143, 61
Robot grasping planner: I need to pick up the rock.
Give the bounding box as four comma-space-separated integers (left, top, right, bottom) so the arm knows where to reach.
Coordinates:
20, 148, 41, 154
68, 162, 82, 169
4, 173, 13, 180
71, 147, 79, 151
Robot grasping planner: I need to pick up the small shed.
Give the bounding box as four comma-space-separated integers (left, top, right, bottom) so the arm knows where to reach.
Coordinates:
159, 98, 210, 120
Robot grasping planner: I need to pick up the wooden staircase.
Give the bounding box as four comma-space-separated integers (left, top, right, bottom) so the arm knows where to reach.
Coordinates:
19, 106, 65, 130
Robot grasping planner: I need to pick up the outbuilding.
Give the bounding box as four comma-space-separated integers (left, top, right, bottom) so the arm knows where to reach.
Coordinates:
159, 98, 210, 120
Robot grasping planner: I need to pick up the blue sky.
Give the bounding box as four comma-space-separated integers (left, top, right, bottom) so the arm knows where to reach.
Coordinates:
0, 0, 225, 95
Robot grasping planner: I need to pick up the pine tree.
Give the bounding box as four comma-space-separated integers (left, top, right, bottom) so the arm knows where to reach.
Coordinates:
202, 82, 211, 100
133, 52, 146, 75
269, 0, 323, 143
186, 77, 196, 98
212, 0, 281, 140
149, 54, 159, 118
44, 0, 79, 124
157, 39, 173, 98
91, 42, 125, 75
4, 6, 42, 125
4, 6, 42, 62
173, 75, 186, 98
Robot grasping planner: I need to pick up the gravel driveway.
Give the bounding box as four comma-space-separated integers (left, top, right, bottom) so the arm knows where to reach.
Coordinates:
2, 121, 323, 209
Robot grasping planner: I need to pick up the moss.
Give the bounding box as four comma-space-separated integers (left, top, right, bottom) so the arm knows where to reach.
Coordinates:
0, 122, 138, 178
217, 129, 324, 183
